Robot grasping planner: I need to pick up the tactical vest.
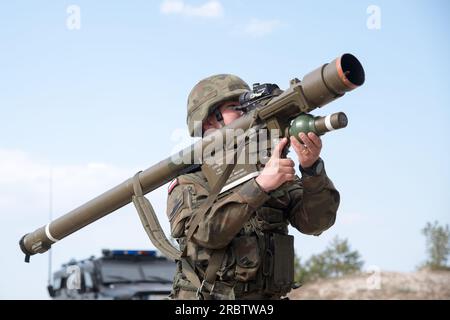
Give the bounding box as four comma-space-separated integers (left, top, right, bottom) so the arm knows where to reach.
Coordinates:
171, 171, 296, 300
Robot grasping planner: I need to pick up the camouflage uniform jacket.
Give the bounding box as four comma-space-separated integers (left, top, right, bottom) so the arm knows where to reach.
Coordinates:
167, 161, 340, 299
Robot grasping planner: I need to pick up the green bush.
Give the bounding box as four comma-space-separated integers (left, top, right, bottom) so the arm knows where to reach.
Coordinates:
294, 236, 364, 284
421, 221, 450, 270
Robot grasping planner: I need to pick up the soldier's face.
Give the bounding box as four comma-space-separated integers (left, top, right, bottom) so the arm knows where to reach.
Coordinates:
202, 101, 243, 133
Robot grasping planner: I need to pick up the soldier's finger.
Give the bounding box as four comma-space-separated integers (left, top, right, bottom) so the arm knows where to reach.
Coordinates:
272, 137, 288, 159
279, 158, 295, 167
279, 166, 295, 174
307, 132, 322, 149
284, 174, 295, 181
290, 136, 303, 155
299, 133, 319, 154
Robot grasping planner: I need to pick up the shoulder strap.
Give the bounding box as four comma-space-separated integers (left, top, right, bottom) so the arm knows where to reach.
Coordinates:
132, 172, 181, 261
181, 137, 247, 299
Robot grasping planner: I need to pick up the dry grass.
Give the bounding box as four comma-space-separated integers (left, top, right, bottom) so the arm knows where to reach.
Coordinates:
288, 270, 450, 300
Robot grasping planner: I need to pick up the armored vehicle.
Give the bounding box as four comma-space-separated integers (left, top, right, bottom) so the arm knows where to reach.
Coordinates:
48, 249, 175, 300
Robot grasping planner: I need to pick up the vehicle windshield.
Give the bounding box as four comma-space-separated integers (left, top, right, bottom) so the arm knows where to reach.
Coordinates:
99, 259, 175, 284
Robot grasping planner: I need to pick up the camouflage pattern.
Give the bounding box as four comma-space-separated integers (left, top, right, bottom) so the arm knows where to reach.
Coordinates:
186, 74, 250, 137
167, 163, 340, 300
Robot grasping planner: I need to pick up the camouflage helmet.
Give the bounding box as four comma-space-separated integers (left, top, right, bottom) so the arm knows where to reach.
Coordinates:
187, 74, 250, 137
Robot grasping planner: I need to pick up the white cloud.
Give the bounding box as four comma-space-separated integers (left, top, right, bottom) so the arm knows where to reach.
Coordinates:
160, 0, 224, 18
244, 18, 281, 37
0, 149, 172, 298
160, 0, 184, 14
0, 149, 135, 216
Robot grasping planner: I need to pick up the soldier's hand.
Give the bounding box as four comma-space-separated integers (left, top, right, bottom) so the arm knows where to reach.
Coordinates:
290, 132, 322, 169
255, 137, 295, 193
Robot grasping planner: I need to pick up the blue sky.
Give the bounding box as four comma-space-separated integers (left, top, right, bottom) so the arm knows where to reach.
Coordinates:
1, 0, 449, 299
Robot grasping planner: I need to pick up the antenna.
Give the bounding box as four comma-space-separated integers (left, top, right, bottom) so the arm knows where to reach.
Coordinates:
47, 168, 53, 287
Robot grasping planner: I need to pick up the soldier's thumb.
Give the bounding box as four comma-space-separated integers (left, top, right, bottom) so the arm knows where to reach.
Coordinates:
272, 137, 288, 159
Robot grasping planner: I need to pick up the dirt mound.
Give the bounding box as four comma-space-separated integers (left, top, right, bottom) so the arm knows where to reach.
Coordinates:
288, 270, 450, 300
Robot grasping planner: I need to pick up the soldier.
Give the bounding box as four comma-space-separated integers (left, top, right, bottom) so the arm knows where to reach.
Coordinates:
167, 74, 340, 300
